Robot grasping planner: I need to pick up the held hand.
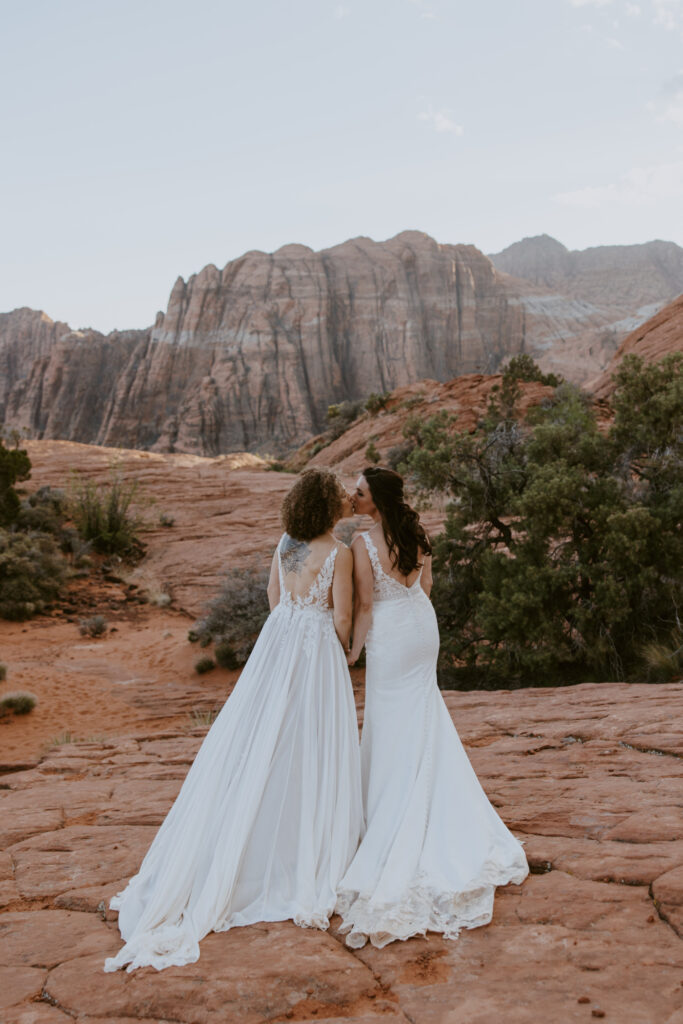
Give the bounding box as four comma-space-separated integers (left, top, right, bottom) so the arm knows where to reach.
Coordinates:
346, 648, 359, 666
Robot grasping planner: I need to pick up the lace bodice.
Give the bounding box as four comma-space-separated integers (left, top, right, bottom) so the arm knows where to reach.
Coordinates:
361, 532, 423, 603
278, 535, 338, 613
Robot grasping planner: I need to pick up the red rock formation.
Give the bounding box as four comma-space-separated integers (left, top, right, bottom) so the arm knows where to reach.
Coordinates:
3, 232, 682, 455
490, 234, 683, 382
589, 293, 683, 397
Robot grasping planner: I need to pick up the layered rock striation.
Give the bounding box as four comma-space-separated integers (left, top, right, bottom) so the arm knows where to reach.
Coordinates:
2, 231, 683, 455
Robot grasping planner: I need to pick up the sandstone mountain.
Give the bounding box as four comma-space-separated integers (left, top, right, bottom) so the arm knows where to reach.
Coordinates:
2, 231, 682, 456
589, 292, 683, 398
489, 234, 683, 382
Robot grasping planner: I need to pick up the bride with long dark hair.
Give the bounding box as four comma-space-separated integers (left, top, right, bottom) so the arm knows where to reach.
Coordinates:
337, 466, 528, 949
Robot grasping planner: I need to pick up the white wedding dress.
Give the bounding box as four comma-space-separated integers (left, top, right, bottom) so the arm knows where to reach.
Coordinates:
104, 538, 363, 972
336, 532, 528, 949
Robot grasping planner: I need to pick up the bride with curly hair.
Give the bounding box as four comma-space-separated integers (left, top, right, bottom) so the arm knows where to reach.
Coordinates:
105, 468, 362, 972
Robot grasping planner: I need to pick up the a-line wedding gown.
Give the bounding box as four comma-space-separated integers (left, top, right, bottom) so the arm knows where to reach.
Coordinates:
104, 538, 363, 972
336, 532, 529, 949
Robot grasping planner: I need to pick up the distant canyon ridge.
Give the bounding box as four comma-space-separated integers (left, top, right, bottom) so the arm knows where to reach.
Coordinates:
1, 231, 682, 455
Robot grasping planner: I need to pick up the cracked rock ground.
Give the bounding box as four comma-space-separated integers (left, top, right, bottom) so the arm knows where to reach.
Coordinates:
2, 682, 682, 1023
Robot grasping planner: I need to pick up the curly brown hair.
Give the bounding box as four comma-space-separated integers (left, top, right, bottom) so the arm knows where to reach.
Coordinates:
280, 468, 345, 542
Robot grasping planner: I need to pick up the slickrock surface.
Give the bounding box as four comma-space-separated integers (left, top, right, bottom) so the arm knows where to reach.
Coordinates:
4, 233, 681, 454
590, 293, 683, 398
1, 683, 682, 1023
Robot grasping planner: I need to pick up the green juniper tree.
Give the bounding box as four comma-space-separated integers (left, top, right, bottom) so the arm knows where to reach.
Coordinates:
403, 354, 682, 688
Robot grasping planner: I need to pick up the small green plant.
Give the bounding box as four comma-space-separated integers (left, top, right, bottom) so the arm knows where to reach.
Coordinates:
365, 391, 391, 414
69, 473, 146, 557
48, 731, 76, 747
0, 691, 38, 716
188, 707, 220, 727
79, 615, 108, 638
365, 442, 381, 465
158, 512, 175, 528
195, 656, 216, 674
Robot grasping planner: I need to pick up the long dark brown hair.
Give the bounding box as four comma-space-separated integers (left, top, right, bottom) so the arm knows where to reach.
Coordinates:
362, 466, 431, 576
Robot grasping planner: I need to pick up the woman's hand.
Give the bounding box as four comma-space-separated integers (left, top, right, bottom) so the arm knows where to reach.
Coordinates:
346, 647, 360, 666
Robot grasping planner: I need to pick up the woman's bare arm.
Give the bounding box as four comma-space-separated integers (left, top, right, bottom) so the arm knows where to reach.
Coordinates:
331, 544, 353, 649
266, 548, 280, 610
420, 552, 433, 598
347, 536, 374, 664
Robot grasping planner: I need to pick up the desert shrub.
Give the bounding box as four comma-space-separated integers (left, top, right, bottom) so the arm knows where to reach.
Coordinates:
404, 353, 683, 688
0, 530, 67, 620
386, 440, 415, 471
326, 400, 364, 441
158, 512, 175, 528
190, 565, 270, 666
79, 614, 108, 637
214, 641, 240, 669
0, 691, 38, 716
365, 391, 390, 414
18, 486, 68, 537
68, 474, 146, 557
502, 353, 562, 388
365, 441, 381, 464
0, 435, 31, 527
640, 629, 683, 683
195, 656, 216, 674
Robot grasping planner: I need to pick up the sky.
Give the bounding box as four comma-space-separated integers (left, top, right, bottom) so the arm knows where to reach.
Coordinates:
1, 0, 682, 332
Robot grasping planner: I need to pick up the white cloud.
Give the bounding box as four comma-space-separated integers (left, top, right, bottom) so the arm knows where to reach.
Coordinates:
606, 34, 625, 46
333, 4, 350, 18
554, 160, 683, 206
569, 0, 612, 7
418, 108, 464, 134
652, 0, 683, 31
408, 0, 436, 17
625, 2, 641, 15
658, 89, 683, 124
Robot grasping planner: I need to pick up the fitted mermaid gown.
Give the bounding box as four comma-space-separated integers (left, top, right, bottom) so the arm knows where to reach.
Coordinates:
104, 538, 363, 972
336, 532, 528, 949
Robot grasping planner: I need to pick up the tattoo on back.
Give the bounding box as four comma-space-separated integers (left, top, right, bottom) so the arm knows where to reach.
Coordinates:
280, 534, 311, 576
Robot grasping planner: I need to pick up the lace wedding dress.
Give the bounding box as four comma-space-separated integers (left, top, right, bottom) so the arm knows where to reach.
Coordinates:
336, 532, 528, 949
104, 538, 362, 972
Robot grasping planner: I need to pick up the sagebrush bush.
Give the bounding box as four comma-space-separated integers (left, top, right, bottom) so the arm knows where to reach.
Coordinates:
365, 441, 381, 464
0, 530, 67, 620
214, 641, 240, 670
195, 656, 216, 674
326, 400, 364, 441
0, 691, 37, 716
69, 474, 146, 556
190, 565, 270, 666
79, 615, 108, 638
365, 391, 390, 414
